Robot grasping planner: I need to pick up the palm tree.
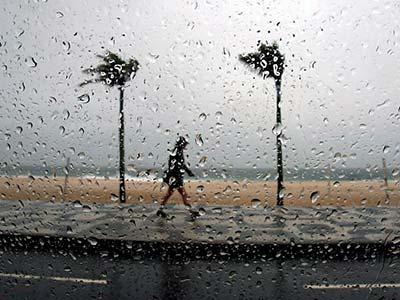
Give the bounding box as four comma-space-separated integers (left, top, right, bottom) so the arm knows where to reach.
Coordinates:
239, 41, 285, 206
80, 51, 140, 203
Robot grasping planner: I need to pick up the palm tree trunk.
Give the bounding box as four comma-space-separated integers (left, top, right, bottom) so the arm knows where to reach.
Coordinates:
275, 79, 284, 206
118, 86, 126, 203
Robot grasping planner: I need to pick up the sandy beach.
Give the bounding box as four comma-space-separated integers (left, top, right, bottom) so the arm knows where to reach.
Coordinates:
0, 176, 398, 207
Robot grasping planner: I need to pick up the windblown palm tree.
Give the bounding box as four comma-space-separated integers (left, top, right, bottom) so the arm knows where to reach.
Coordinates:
239, 41, 285, 206
80, 51, 140, 203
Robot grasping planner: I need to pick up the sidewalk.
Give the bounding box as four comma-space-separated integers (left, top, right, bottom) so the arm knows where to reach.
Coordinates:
0, 199, 399, 246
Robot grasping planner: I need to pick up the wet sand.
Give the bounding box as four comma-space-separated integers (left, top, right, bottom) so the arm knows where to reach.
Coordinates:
0, 176, 399, 207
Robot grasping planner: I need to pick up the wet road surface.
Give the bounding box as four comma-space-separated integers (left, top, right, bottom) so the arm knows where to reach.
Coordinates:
0, 247, 399, 299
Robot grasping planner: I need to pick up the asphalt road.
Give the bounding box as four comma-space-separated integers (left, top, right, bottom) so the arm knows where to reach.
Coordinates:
0, 248, 398, 300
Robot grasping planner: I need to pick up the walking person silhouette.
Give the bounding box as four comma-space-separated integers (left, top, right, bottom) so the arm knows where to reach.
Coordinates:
157, 136, 199, 219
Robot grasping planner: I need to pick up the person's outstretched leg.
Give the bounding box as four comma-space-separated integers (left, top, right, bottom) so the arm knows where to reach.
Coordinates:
161, 187, 174, 208
178, 187, 195, 211
158, 186, 174, 217
178, 187, 199, 219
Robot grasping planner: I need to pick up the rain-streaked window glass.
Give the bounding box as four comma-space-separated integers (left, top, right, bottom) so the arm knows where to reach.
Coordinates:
0, 0, 399, 299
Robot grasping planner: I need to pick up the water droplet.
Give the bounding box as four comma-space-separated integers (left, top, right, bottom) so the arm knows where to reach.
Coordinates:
63, 167, 69, 176
15, 29, 25, 37
272, 123, 283, 135
196, 185, 205, 192
383, 145, 390, 154
310, 191, 320, 203
111, 193, 119, 202
146, 53, 159, 63
212, 207, 222, 214
215, 122, 223, 129
83, 205, 91, 212
127, 164, 136, 172
279, 134, 289, 145
88, 238, 98, 246
25, 57, 37, 68
56, 11, 64, 18
228, 270, 237, 279
392, 168, 399, 177
273, 64, 280, 77
72, 200, 82, 208
15, 126, 23, 134
251, 198, 261, 208
77, 152, 85, 159
139, 91, 147, 101
222, 47, 231, 57
63, 109, 70, 120
198, 156, 207, 167
195, 134, 204, 146
199, 207, 206, 216
279, 188, 285, 199
64, 266, 71, 272
199, 113, 207, 121
78, 94, 90, 103
136, 117, 142, 128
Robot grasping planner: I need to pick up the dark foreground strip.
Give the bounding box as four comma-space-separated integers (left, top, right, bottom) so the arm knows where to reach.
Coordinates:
0, 234, 397, 261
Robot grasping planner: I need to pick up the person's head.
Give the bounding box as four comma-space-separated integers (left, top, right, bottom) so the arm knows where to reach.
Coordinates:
175, 136, 189, 151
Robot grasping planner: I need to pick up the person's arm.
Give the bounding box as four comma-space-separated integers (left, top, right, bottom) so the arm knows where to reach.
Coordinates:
184, 164, 195, 177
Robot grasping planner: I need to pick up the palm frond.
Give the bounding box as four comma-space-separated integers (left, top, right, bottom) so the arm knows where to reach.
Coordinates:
239, 41, 285, 80
80, 51, 140, 87
79, 78, 102, 87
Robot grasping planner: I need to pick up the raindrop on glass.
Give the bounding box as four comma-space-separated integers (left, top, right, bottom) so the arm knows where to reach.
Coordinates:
72, 200, 82, 208
196, 185, 205, 193
215, 111, 223, 120
251, 198, 261, 208
88, 238, 98, 246
199, 113, 207, 121
195, 134, 204, 146
198, 156, 207, 167
383, 145, 390, 154
78, 94, 90, 103
272, 123, 283, 135
63, 109, 70, 120
25, 57, 37, 68
310, 191, 320, 203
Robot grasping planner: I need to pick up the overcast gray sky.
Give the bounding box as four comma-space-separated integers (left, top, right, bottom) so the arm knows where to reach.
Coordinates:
1, 0, 399, 172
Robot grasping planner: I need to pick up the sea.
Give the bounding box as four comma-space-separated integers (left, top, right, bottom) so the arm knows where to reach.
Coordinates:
0, 165, 395, 182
